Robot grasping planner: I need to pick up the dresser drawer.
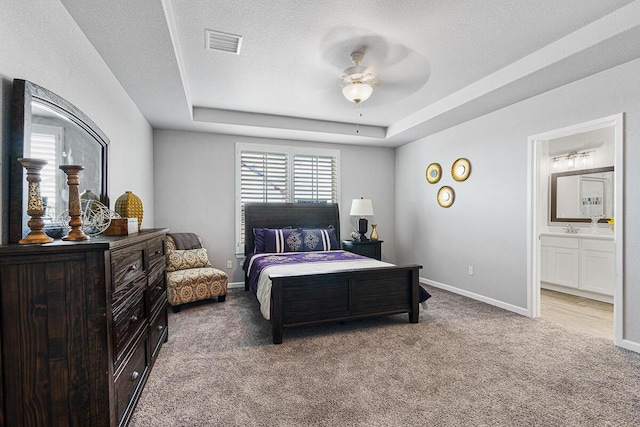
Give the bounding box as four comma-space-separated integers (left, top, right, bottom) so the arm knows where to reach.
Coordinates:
113, 274, 146, 308
112, 244, 145, 292
113, 286, 147, 368
114, 338, 148, 424
148, 262, 165, 291
149, 308, 168, 361
148, 270, 166, 315
147, 236, 165, 272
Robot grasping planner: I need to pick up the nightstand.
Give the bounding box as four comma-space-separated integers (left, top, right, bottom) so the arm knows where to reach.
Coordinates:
342, 240, 383, 260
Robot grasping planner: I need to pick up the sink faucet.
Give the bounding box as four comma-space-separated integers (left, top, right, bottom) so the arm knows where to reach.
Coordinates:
564, 224, 578, 234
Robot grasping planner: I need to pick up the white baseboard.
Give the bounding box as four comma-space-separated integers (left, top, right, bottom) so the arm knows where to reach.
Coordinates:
541, 282, 613, 304
421, 277, 529, 317
228, 281, 245, 289
618, 338, 640, 354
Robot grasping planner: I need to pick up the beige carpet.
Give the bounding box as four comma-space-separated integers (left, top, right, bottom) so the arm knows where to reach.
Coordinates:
130, 287, 640, 426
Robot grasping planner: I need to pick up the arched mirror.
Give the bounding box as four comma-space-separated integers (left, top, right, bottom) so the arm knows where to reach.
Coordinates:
9, 79, 109, 243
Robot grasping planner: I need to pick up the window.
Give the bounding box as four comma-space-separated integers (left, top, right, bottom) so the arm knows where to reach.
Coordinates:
236, 143, 340, 253
293, 154, 337, 203
28, 124, 63, 219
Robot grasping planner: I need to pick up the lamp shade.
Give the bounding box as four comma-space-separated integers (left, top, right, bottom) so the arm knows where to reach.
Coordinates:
350, 198, 374, 217
342, 81, 373, 103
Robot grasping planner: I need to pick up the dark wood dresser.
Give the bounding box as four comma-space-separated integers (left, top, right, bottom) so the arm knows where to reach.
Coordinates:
0, 228, 169, 427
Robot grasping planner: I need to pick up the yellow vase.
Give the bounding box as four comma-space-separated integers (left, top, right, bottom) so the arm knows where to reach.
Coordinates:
115, 191, 143, 229
370, 224, 379, 241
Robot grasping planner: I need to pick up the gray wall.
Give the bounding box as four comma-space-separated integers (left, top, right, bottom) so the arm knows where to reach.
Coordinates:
396, 57, 640, 347
153, 129, 396, 284
0, 0, 155, 243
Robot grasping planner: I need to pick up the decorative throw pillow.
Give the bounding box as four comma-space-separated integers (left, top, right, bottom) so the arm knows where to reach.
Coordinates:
263, 228, 304, 253
253, 227, 266, 253
301, 228, 339, 252
166, 248, 212, 272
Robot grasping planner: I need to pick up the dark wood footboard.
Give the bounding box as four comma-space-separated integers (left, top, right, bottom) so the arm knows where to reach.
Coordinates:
269, 264, 421, 344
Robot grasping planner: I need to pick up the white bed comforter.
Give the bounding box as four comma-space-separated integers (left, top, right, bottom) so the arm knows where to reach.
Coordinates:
253, 257, 393, 320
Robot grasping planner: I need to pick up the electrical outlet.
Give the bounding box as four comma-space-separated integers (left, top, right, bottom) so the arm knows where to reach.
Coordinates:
468, 266, 474, 275
226, 260, 233, 269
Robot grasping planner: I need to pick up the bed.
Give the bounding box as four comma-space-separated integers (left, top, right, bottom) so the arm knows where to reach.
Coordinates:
243, 202, 423, 344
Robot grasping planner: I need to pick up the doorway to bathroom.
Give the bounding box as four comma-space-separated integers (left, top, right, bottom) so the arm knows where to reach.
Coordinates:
528, 114, 623, 344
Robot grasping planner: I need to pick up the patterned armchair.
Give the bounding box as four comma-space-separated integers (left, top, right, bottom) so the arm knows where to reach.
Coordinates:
165, 233, 228, 313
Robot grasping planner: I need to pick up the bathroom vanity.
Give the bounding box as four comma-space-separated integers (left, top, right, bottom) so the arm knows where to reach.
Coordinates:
540, 232, 614, 303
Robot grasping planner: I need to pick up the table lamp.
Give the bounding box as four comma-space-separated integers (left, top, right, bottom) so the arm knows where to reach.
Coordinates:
350, 197, 374, 241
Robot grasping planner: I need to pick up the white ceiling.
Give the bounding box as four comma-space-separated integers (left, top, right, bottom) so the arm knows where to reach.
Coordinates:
60, 0, 640, 147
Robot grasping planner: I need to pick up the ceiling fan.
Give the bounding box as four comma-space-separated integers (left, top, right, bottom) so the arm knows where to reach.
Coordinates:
341, 50, 378, 104
313, 32, 431, 108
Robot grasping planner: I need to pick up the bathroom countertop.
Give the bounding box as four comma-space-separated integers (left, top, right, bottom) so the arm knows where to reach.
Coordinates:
540, 231, 614, 240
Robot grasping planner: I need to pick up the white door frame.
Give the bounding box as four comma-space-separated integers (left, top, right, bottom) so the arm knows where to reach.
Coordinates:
527, 114, 624, 346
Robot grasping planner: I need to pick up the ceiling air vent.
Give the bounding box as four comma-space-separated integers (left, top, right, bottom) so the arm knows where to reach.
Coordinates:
205, 29, 242, 54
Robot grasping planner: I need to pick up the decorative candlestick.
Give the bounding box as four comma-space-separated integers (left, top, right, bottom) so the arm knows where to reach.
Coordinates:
59, 164, 89, 241
18, 158, 54, 244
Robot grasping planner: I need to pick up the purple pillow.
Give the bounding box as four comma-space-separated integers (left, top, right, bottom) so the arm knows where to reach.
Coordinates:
263, 228, 304, 253
301, 228, 339, 252
253, 228, 266, 253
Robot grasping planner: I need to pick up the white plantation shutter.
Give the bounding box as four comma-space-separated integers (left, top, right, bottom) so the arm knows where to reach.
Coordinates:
29, 125, 63, 219
240, 151, 288, 203
236, 143, 340, 253
239, 150, 288, 248
293, 154, 337, 203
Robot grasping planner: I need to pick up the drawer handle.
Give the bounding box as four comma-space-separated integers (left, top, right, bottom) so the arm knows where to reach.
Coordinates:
127, 264, 138, 272
131, 371, 139, 381
156, 285, 162, 291
154, 250, 161, 255
157, 325, 164, 332
129, 315, 139, 323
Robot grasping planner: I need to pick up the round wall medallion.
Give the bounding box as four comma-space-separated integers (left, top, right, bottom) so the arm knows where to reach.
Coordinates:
437, 186, 455, 208
452, 158, 471, 182
426, 163, 442, 184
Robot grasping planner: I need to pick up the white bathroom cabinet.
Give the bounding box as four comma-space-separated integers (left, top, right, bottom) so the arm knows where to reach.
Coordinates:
540, 233, 614, 303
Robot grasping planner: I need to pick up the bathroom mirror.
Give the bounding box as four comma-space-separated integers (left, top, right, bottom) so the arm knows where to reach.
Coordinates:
550, 166, 613, 223
9, 79, 109, 243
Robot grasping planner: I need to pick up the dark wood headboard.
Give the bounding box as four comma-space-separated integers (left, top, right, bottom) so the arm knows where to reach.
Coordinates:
244, 203, 340, 255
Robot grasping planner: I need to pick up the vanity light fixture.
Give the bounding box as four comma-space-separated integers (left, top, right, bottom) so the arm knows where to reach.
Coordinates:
551, 150, 594, 170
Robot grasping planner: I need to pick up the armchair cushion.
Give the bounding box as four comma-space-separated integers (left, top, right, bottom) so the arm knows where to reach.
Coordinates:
166, 248, 212, 272
166, 267, 228, 307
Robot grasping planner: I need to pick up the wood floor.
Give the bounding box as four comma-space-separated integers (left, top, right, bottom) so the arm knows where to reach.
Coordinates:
540, 289, 613, 340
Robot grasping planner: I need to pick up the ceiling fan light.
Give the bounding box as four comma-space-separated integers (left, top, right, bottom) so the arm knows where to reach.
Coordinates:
342, 81, 373, 103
